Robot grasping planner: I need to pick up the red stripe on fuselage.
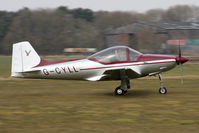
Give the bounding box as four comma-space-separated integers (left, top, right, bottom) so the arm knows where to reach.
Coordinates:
33, 58, 81, 68
137, 54, 176, 62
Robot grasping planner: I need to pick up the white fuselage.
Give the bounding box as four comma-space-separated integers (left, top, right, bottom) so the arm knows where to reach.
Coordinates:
21, 58, 177, 81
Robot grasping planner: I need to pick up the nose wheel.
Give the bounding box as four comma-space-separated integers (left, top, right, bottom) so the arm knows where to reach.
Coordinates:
158, 73, 167, 94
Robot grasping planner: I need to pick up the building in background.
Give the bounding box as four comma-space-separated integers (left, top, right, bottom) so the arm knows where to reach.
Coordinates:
105, 22, 199, 54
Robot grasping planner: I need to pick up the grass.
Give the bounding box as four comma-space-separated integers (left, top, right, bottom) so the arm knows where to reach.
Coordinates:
0, 56, 199, 133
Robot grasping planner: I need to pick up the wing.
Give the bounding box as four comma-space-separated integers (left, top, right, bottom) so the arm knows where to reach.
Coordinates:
86, 67, 141, 81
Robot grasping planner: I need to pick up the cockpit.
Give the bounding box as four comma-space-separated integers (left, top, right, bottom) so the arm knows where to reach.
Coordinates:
88, 46, 142, 64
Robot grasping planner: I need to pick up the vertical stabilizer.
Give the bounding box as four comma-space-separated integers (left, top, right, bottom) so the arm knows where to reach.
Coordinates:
11, 41, 41, 77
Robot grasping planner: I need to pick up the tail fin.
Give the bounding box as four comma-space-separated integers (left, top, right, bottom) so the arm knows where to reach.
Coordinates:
11, 41, 41, 77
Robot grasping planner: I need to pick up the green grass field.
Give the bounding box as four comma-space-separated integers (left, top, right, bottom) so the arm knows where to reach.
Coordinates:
0, 56, 198, 133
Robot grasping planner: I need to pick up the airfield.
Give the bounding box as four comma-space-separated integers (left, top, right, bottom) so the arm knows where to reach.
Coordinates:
0, 56, 198, 133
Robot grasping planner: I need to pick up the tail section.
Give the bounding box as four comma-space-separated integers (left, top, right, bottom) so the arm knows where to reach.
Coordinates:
11, 41, 41, 77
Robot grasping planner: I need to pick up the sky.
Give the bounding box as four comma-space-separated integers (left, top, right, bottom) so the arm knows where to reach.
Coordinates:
0, 0, 199, 13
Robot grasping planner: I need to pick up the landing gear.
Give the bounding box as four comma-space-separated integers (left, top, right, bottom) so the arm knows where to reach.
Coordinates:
115, 86, 129, 95
115, 86, 125, 95
159, 87, 167, 94
115, 70, 130, 95
158, 73, 167, 94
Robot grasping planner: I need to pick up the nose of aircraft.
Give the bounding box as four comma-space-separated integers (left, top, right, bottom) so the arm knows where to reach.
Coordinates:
176, 56, 189, 65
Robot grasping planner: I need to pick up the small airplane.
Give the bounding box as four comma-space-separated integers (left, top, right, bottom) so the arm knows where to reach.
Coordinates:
11, 41, 188, 95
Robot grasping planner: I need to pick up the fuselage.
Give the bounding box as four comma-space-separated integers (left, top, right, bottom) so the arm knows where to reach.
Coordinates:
22, 54, 179, 81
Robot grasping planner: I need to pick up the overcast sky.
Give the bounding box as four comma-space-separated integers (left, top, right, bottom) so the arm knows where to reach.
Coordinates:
0, 0, 199, 13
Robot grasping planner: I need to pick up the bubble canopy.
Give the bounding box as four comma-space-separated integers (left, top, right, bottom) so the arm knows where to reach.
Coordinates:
88, 46, 142, 64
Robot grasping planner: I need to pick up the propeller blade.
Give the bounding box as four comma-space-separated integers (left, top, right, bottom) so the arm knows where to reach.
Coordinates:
180, 63, 183, 84
179, 43, 181, 58
178, 41, 183, 84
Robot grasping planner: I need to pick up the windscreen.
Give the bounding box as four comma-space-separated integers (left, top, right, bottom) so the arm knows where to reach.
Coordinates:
128, 47, 142, 61
88, 46, 127, 63
88, 46, 142, 63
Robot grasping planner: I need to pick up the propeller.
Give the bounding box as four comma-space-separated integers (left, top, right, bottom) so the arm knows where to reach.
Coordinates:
176, 41, 188, 84
178, 44, 183, 84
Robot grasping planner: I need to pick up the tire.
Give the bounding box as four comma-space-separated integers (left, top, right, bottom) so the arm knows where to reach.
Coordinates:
115, 87, 125, 95
159, 87, 167, 94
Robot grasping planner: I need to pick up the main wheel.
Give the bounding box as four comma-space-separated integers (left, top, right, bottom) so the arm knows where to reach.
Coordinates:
115, 87, 125, 95
159, 87, 167, 94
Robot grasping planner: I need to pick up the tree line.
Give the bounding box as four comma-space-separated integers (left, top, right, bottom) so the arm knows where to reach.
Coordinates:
0, 5, 199, 55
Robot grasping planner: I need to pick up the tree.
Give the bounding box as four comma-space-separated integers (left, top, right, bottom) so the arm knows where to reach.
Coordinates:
191, 6, 199, 21
56, 6, 69, 13
1, 8, 33, 54
145, 9, 165, 22
162, 5, 193, 21
2, 5, 199, 54
95, 11, 137, 30
69, 8, 94, 22
0, 11, 15, 54
2, 8, 98, 54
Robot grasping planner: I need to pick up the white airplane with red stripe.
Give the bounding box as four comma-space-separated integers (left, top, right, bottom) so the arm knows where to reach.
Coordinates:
11, 41, 188, 95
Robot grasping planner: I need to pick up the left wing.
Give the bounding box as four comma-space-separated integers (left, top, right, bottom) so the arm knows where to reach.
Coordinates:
86, 67, 141, 81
